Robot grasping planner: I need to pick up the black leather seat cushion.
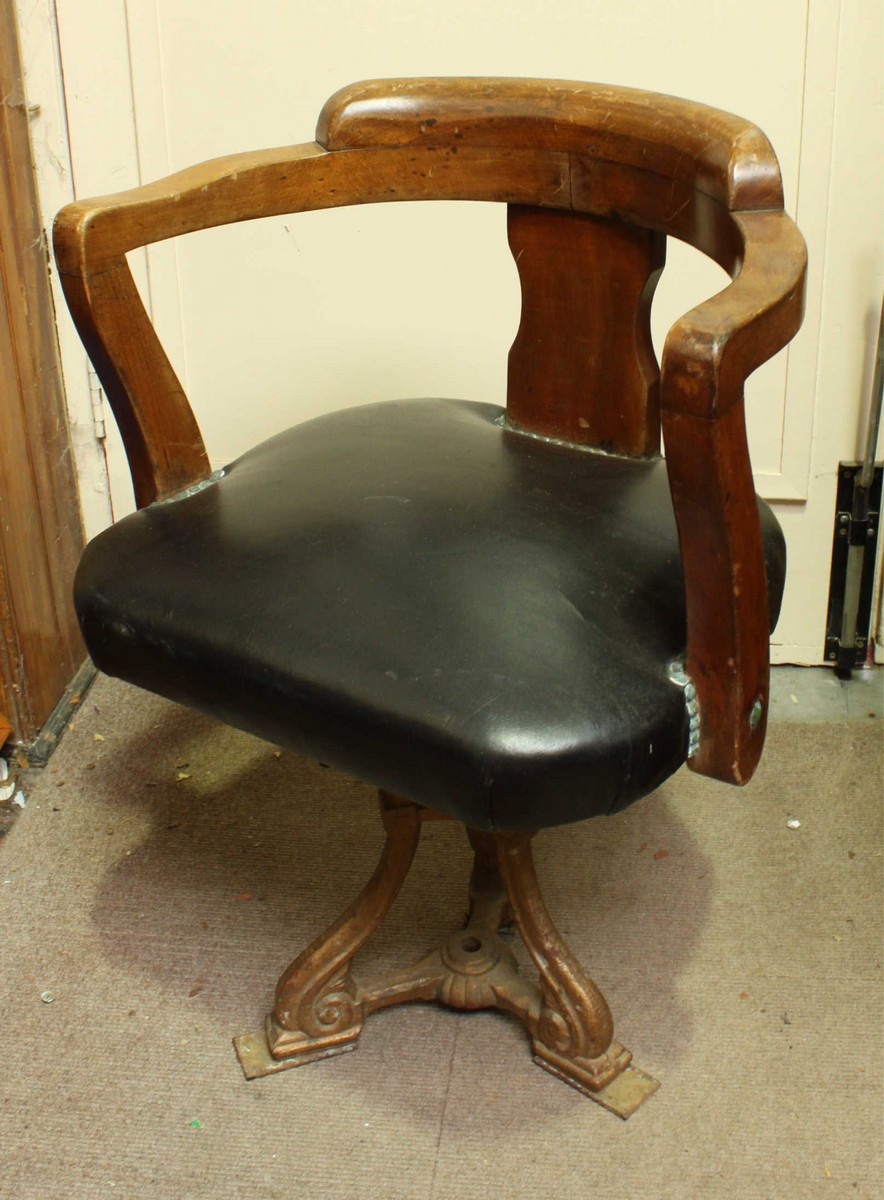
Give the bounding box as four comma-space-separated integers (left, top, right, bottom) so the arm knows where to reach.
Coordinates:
75, 399, 786, 831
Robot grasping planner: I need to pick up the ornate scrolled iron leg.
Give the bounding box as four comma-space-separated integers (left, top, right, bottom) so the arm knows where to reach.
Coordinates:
233, 792, 422, 1077
234, 803, 658, 1114
465, 827, 513, 932
494, 831, 633, 1095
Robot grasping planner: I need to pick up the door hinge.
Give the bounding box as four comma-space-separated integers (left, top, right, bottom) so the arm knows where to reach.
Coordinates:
826, 295, 884, 675
87, 367, 106, 440
824, 462, 883, 674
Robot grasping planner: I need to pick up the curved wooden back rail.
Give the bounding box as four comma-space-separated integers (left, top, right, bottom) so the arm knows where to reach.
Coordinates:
53, 77, 807, 788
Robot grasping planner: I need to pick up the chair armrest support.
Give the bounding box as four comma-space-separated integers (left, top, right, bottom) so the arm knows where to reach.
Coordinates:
661, 211, 807, 784
53, 138, 569, 505
56, 257, 210, 508
662, 212, 807, 419
53, 144, 332, 505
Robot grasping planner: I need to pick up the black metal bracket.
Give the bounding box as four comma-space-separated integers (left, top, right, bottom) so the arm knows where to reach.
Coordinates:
824, 462, 883, 675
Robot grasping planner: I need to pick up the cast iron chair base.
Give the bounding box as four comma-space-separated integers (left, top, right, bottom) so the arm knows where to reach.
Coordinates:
233, 791, 659, 1119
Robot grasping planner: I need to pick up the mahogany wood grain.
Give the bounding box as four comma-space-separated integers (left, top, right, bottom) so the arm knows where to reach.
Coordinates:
507, 205, 664, 453
660, 211, 805, 782
59, 261, 209, 508
53, 143, 570, 270
317, 78, 784, 212
570, 156, 743, 272
662, 401, 770, 783
662, 211, 807, 419
53, 77, 807, 784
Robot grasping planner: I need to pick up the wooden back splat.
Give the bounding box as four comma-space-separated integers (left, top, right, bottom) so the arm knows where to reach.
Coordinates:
54, 77, 807, 790
507, 206, 664, 455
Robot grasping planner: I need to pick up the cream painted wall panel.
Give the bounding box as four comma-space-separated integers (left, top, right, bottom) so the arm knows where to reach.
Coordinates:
125, 0, 808, 480
13, 0, 112, 540
772, 0, 883, 663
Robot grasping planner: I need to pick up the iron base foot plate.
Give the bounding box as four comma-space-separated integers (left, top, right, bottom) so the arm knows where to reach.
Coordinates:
234, 1028, 357, 1080
535, 1057, 660, 1118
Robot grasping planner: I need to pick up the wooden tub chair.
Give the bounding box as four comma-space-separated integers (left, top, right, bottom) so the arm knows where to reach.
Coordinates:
54, 78, 806, 1117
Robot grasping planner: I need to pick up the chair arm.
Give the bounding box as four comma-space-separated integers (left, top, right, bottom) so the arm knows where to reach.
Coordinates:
661, 210, 807, 785
53, 137, 569, 506
318, 77, 784, 214
52, 144, 329, 506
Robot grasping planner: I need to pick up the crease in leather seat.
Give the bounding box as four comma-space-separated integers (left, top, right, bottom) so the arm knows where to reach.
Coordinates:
75, 397, 786, 831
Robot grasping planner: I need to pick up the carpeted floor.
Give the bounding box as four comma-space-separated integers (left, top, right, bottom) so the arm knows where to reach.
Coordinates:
0, 675, 881, 1199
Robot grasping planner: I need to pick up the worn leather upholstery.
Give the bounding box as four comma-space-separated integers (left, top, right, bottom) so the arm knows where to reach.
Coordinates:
75, 399, 786, 831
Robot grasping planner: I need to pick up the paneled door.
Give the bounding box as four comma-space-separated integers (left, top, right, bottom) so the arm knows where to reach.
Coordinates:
0, 0, 84, 748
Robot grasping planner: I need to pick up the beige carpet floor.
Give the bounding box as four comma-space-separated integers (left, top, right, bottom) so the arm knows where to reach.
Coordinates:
0, 675, 881, 1199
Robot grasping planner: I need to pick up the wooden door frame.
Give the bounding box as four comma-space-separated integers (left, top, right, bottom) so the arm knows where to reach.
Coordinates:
0, 0, 86, 752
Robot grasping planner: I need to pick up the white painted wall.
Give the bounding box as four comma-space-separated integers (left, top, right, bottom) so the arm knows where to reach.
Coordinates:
12, 0, 113, 540
772, 0, 883, 665
16, 0, 884, 662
